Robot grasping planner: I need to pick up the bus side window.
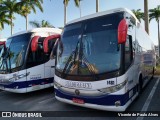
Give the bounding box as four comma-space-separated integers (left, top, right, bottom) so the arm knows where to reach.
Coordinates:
45, 38, 57, 60
125, 35, 133, 70
26, 37, 46, 68
26, 37, 57, 68
48, 39, 56, 54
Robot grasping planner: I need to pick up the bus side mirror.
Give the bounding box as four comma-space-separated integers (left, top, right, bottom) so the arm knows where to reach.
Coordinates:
31, 36, 40, 52
43, 34, 61, 53
118, 19, 128, 44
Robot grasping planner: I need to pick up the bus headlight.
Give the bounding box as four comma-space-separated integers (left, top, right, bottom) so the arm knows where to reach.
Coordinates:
98, 80, 127, 94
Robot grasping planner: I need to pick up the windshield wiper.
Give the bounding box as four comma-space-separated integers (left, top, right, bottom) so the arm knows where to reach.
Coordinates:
62, 50, 75, 77
61, 38, 98, 80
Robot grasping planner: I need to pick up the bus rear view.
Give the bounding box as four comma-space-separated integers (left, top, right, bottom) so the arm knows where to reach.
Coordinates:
54, 8, 155, 111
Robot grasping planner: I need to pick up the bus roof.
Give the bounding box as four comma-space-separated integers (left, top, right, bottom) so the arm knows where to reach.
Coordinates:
9, 28, 62, 38
0, 38, 6, 42
0, 41, 5, 45
67, 8, 139, 25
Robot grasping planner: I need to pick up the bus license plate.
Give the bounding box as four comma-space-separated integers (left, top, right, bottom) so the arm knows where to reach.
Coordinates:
72, 98, 84, 104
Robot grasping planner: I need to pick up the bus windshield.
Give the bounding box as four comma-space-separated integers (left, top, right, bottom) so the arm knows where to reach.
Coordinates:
56, 12, 123, 76
0, 33, 32, 73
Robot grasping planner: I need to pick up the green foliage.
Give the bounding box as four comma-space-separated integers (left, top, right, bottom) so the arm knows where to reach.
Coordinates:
1, 0, 19, 20
0, 0, 44, 31
63, 0, 69, 6
0, 7, 11, 30
17, 0, 43, 17
0, 0, 20, 34
63, 0, 80, 7
132, 9, 144, 22
29, 20, 54, 28
149, 5, 160, 22
17, 0, 44, 30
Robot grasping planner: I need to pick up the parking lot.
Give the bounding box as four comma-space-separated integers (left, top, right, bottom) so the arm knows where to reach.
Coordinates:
0, 77, 159, 120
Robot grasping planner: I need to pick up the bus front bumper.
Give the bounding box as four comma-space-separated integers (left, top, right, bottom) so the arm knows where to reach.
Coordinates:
55, 95, 129, 112
55, 87, 138, 112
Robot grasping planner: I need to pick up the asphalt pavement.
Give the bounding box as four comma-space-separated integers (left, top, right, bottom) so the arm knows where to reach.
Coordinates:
0, 77, 159, 120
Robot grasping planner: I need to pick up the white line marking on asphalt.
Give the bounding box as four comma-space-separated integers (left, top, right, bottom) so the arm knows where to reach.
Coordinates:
39, 97, 56, 104
136, 78, 160, 120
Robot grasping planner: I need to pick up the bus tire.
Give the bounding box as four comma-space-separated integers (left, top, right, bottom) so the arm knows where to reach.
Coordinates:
151, 67, 154, 79
152, 67, 155, 76
138, 75, 143, 95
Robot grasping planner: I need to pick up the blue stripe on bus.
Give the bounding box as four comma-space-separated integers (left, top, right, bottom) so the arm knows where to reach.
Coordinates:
0, 77, 54, 89
55, 85, 138, 106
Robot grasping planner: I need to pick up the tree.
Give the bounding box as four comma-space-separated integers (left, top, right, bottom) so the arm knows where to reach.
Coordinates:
63, 0, 80, 25
17, 0, 43, 30
132, 9, 144, 22
79, 0, 82, 17
2, 0, 20, 35
96, 0, 99, 12
144, 0, 149, 34
29, 20, 54, 28
0, 6, 10, 30
149, 5, 160, 56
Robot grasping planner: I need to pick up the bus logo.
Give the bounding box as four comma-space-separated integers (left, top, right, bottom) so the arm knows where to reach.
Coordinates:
65, 81, 92, 89
75, 89, 80, 95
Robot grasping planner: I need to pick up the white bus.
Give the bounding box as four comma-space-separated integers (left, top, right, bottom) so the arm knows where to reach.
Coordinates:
0, 28, 62, 93
54, 8, 156, 111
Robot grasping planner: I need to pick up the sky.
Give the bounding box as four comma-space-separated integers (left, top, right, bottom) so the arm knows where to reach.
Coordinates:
0, 0, 160, 45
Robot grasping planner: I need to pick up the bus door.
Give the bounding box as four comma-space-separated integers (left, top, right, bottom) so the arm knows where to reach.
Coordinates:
26, 36, 45, 91
43, 34, 60, 87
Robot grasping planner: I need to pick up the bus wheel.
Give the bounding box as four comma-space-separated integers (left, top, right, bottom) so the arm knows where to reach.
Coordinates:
152, 67, 155, 78
138, 76, 143, 95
